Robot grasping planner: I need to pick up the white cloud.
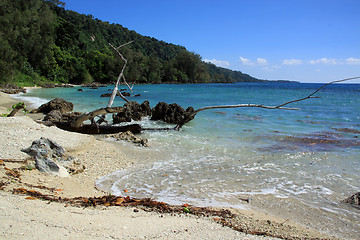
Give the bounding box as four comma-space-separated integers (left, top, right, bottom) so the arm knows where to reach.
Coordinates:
345, 57, 360, 65
282, 59, 302, 65
239, 57, 268, 66
239, 57, 252, 65
309, 58, 338, 65
256, 58, 268, 65
203, 59, 230, 68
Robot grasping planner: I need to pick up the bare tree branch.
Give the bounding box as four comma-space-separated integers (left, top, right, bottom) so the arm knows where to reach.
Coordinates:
175, 76, 360, 129
107, 41, 133, 107
275, 76, 360, 108
96, 41, 133, 126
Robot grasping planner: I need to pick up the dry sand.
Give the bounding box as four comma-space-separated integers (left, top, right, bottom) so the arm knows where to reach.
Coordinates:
0, 92, 335, 239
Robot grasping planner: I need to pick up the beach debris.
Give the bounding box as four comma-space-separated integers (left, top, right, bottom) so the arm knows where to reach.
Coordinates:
21, 137, 71, 176
30, 98, 74, 114
341, 192, 360, 208
106, 131, 148, 147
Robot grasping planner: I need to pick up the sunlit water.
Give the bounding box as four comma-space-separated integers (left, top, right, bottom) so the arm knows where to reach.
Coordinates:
17, 82, 360, 238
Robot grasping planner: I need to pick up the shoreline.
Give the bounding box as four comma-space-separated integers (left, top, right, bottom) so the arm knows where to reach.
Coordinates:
0, 92, 337, 239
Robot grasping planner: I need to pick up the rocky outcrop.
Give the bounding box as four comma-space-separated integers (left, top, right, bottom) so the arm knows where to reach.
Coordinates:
21, 138, 71, 176
31, 98, 73, 114
113, 101, 152, 124
0, 83, 26, 94
151, 102, 195, 125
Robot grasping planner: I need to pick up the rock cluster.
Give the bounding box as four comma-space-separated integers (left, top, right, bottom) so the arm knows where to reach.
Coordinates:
151, 102, 195, 125
0, 83, 26, 94
112, 101, 152, 124
21, 138, 71, 176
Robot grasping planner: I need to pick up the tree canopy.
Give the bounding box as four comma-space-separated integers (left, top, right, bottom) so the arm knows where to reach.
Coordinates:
0, 0, 262, 86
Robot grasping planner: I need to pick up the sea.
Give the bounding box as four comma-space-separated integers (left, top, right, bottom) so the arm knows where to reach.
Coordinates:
15, 82, 360, 238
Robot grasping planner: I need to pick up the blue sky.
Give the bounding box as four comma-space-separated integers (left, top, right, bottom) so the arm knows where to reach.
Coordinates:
64, 0, 360, 83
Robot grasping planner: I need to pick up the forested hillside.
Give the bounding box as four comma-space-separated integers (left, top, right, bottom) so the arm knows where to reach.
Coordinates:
0, 0, 262, 86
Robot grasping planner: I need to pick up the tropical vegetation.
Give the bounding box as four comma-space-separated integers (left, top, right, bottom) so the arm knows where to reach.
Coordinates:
0, 0, 262, 86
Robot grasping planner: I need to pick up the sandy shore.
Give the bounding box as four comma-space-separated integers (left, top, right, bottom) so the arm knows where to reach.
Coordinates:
0, 92, 335, 239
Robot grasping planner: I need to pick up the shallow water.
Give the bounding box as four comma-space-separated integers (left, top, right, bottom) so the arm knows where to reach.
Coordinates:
17, 82, 360, 238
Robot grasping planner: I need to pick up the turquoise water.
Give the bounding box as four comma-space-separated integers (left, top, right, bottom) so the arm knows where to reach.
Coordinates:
17, 82, 360, 237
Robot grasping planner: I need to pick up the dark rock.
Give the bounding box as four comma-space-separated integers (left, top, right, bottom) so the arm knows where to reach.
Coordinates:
121, 92, 131, 97
151, 102, 195, 124
1, 88, 26, 94
342, 192, 360, 208
82, 82, 107, 88
43, 110, 63, 122
39, 83, 56, 88
100, 93, 112, 97
77, 88, 83, 92
43, 110, 82, 122
113, 101, 152, 124
0, 84, 26, 94
31, 98, 73, 114
21, 138, 69, 175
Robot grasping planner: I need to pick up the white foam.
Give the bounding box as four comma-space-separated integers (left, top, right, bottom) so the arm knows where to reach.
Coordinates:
12, 93, 49, 108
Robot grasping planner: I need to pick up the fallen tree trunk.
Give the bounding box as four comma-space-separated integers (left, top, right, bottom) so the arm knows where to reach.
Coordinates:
55, 122, 142, 134
70, 106, 124, 128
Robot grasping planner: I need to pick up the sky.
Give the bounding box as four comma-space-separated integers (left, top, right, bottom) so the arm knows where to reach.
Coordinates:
64, 0, 360, 83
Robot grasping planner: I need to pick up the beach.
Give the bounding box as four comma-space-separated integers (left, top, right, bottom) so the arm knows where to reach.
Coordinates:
0, 91, 342, 239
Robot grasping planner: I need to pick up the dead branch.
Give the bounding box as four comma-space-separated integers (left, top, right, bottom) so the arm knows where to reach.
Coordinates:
175, 76, 360, 129
96, 41, 133, 126
275, 76, 360, 108
108, 41, 134, 106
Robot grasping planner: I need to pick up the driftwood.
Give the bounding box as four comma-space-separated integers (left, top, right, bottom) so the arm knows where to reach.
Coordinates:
55, 122, 142, 134
71, 106, 124, 128
174, 76, 360, 129
63, 76, 360, 134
